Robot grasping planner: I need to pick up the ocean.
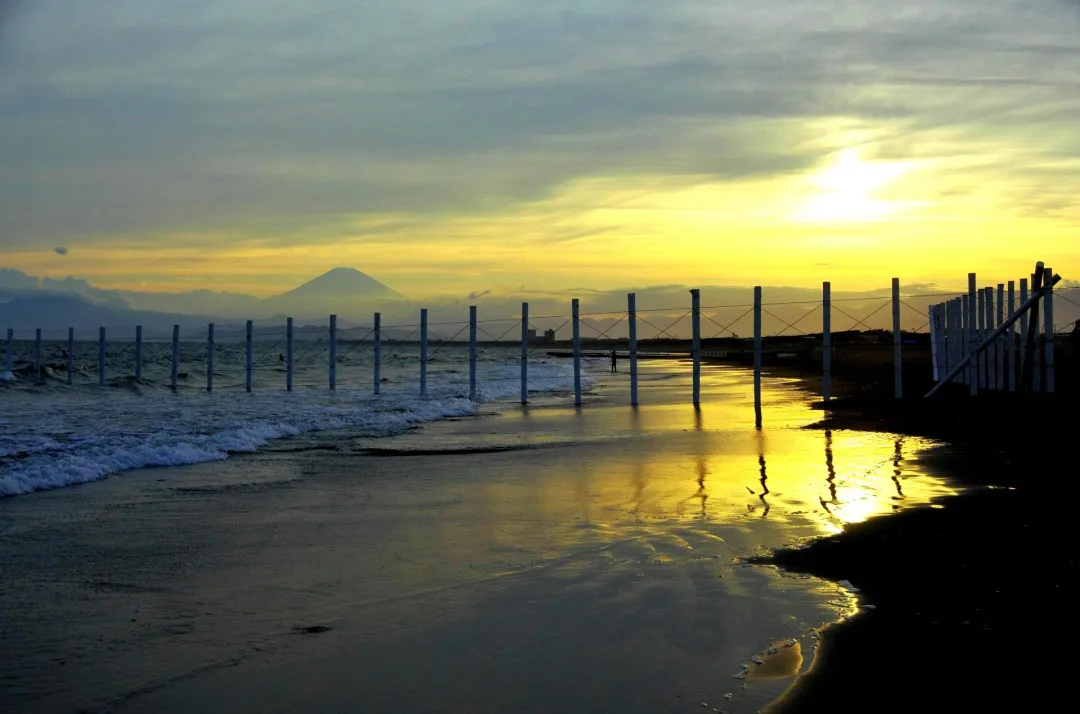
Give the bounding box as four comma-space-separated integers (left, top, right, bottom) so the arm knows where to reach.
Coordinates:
1, 340, 595, 497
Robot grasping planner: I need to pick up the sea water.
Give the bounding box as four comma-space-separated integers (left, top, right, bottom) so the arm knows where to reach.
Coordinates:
0, 340, 595, 496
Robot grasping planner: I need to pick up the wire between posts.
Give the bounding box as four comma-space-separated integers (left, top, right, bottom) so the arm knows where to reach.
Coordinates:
702, 306, 754, 339
759, 304, 823, 342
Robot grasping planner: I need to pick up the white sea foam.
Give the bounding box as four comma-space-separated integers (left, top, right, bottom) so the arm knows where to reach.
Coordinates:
0, 353, 595, 497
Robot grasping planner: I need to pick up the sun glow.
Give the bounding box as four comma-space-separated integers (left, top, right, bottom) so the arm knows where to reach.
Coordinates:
793, 147, 914, 223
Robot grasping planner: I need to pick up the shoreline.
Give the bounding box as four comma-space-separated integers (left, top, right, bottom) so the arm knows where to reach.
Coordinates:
757, 385, 1076, 711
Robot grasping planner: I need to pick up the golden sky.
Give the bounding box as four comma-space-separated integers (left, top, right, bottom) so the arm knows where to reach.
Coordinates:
2, 1, 1079, 299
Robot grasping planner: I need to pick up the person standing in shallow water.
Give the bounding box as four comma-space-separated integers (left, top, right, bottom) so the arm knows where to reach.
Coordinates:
610, 349, 617, 373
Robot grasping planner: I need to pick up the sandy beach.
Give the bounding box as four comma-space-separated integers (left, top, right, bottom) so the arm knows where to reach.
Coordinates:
1, 362, 956, 713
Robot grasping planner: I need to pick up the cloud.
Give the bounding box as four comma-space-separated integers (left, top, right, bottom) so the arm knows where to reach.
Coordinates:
53, 246, 68, 255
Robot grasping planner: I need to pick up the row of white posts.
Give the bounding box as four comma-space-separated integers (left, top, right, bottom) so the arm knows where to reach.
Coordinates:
5, 279, 921, 407
926, 265, 1056, 396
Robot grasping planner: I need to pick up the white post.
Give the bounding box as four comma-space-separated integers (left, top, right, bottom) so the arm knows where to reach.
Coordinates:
286, 317, 294, 392
1044, 266, 1055, 393
995, 284, 1004, 390
4, 328, 12, 377
572, 298, 582, 406
67, 327, 74, 385
1007, 282, 1016, 391
1019, 278, 1029, 388
468, 306, 477, 400
206, 323, 214, 392
171, 324, 180, 391
135, 325, 143, 381
246, 320, 253, 393
373, 312, 382, 395
420, 308, 428, 397
35, 328, 43, 385
753, 286, 763, 411
520, 302, 528, 405
892, 277, 902, 398
977, 287, 986, 389
986, 287, 997, 389
691, 288, 701, 407
967, 273, 978, 395
329, 314, 337, 391
98, 327, 106, 387
822, 282, 832, 402
1031, 272, 1041, 393
628, 293, 638, 406
929, 305, 942, 382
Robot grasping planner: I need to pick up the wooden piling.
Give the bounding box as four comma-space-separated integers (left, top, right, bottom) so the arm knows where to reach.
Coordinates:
995, 285, 1004, 390
206, 323, 214, 392
246, 320, 253, 393
572, 298, 582, 407
822, 282, 832, 402
374, 312, 382, 396
520, 302, 528, 405
420, 309, 428, 397
98, 327, 106, 387
691, 288, 701, 407
286, 317, 294, 392
468, 306, 477, 400
171, 325, 179, 391
1043, 266, 1055, 393
628, 293, 638, 406
329, 314, 337, 391
1007, 282, 1016, 391
892, 277, 902, 398
967, 273, 978, 395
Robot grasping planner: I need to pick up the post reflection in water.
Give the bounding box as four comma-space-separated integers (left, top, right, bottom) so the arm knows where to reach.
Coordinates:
692, 407, 708, 520
754, 428, 771, 518
821, 429, 838, 515
893, 436, 905, 499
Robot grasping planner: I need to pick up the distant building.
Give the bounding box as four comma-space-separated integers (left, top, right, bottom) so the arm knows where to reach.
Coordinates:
527, 329, 537, 342
543, 328, 557, 343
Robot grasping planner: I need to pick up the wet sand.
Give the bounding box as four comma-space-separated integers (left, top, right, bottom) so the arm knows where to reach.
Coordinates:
1, 364, 956, 713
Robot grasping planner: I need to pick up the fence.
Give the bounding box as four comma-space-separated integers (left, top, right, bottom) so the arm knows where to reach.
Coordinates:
3, 273, 1077, 407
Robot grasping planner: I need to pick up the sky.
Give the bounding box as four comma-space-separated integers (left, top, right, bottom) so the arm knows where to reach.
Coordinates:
1, 0, 1079, 299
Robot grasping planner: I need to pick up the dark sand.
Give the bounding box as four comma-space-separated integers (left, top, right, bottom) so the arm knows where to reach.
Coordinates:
760, 393, 1078, 712
0, 363, 956, 713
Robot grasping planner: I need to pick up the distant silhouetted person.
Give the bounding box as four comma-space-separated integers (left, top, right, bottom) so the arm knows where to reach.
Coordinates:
279, 353, 285, 362
610, 350, 617, 373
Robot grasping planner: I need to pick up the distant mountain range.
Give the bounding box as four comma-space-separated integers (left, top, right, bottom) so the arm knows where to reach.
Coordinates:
0, 267, 406, 334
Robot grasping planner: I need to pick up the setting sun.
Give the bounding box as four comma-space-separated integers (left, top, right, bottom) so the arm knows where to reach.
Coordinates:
792, 147, 915, 224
